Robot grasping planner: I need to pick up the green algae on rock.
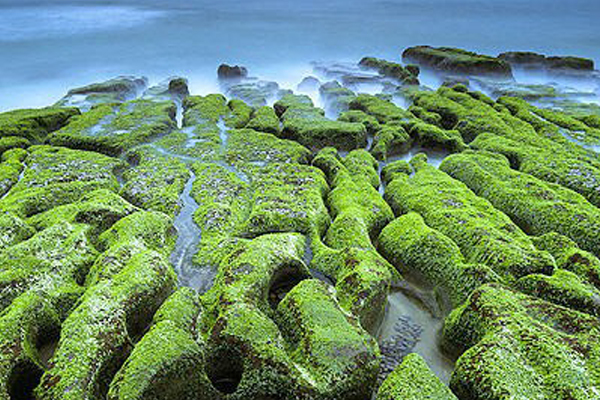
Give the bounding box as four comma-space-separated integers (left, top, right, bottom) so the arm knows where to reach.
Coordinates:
409, 86, 600, 209
445, 284, 600, 400
0, 136, 30, 157
5, 61, 600, 399
377, 353, 458, 400
194, 232, 380, 399
532, 232, 600, 289
36, 249, 177, 400
311, 147, 394, 332
379, 212, 500, 308
275, 94, 368, 150
0, 149, 26, 198
402, 46, 513, 78
27, 189, 139, 239
385, 154, 554, 283
498, 51, 595, 72
516, 269, 600, 318
440, 150, 600, 256
106, 288, 214, 400
237, 163, 330, 239
245, 106, 281, 134
0, 107, 80, 143
359, 56, 420, 85
56, 76, 148, 110
48, 100, 176, 156
277, 279, 380, 399
0, 146, 124, 217
120, 147, 190, 216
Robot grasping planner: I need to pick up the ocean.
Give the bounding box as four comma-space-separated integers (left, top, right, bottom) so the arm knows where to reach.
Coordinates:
1, 0, 599, 111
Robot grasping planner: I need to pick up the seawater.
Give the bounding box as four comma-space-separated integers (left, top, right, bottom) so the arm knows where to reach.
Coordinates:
1, 0, 599, 110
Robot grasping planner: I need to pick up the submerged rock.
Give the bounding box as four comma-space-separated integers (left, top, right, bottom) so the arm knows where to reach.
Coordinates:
359, 56, 420, 85
57, 76, 148, 110
217, 63, 248, 80
297, 76, 321, 92
499, 51, 595, 72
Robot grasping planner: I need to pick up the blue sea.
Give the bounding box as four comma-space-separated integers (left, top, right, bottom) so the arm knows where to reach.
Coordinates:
1, 0, 599, 111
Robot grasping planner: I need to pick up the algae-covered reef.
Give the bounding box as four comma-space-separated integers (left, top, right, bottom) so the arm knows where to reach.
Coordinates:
1, 45, 600, 400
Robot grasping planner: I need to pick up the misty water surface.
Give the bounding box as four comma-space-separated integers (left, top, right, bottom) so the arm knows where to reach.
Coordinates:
1, 0, 599, 110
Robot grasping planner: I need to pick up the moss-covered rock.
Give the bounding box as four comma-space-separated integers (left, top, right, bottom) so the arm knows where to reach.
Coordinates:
0, 291, 61, 400
273, 94, 315, 117
319, 81, 356, 115
499, 51, 594, 71
408, 87, 600, 209
282, 118, 368, 151
226, 129, 311, 166
0, 221, 98, 311
226, 79, 289, 108
370, 125, 412, 161
142, 77, 189, 102
191, 162, 250, 240
517, 269, 600, 317
402, 46, 513, 78
310, 245, 393, 334
48, 100, 176, 156
349, 94, 413, 124
106, 288, 212, 400
386, 155, 554, 282
120, 147, 190, 216
0, 146, 124, 217
275, 94, 368, 151
0, 136, 30, 157
0, 107, 80, 143
441, 150, 600, 256
237, 163, 330, 239
151, 287, 203, 333
36, 249, 177, 400
381, 159, 412, 184
312, 147, 394, 331
226, 99, 253, 129
245, 106, 281, 134
377, 353, 458, 400
338, 109, 381, 135
403, 120, 467, 152
0, 151, 25, 198
98, 210, 175, 257
0, 223, 99, 398
107, 320, 214, 400
0, 212, 33, 252
57, 76, 147, 110
27, 189, 138, 239
532, 233, 600, 289
379, 212, 500, 307
198, 233, 313, 399
359, 56, 420, 85
183, 93, 229, 126
444, 284, 600, 400
277, 279, 380, 399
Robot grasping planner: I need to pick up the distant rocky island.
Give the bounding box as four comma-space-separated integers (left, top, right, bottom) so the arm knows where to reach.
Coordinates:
0, 45, 599, 400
